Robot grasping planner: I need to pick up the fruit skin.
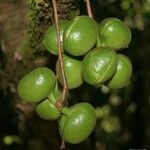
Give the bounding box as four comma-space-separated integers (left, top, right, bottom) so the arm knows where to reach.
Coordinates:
43, 20, 69, 55
64, 15, 97, 56
82, 47, 118, 85
36, 98, 60, 120
36, 84, 62, 120
98, 18, 131, 50
107, 54, 132, 89
17, 67, 56, 103
59, 102, 96, 144
56, 55, 83, 89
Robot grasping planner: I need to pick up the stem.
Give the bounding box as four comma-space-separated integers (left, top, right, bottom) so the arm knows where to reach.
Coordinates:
52, 0, 68, 106
60, 140, 65, 150
61, 107, 70, 116
84, 0, 93, 18
52, 1, 68, 148
96, 23, 101, 47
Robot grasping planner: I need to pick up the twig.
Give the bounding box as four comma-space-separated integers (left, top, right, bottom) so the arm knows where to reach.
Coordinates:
52, 0, 68, 105
84, 0, 93, 18
52, 0, 67, 149
60, 139, 65, 150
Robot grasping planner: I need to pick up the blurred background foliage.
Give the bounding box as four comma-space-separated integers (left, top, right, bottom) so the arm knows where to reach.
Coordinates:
0, 0, 149, 150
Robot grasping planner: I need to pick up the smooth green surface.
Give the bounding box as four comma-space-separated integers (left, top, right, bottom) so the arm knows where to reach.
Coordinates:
59, 102, 96, 144
17, 67, 56, 103
56, 55, 83, 89
98, 18, 131, 50
107, 54, 132, 89
43, 20, 69, 55
82, 47, 118, 85
64, 15, 97, 56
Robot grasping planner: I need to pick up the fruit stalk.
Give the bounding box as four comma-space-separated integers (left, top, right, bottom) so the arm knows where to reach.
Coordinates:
61, 107, 70, 116
52, 0, 68, 107
84, 0, 93, 18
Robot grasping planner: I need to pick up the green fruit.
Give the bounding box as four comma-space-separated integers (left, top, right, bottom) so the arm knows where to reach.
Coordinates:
64, 15, 97, 56
43, 20, 69, 55
17, 67, 56, 103
36, 83, 62, 120
98, 18, 131, 50
36, 99, 60, 120
59, 102, 96, 144
56, 55, 83, 89
107, 54, 132, 89
82, 47, 118, 85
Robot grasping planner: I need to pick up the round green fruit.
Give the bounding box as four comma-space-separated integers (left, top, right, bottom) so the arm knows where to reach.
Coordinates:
43, 20, 69, 55
98, 18, 131, 50
107, 54, 132, 89
59, 102, 96, 144
36, 84, 62, 120
64, 15, 97, 56
82, 47, 118, 85
36, 98, 60, 120
17, 67, 56, 103
56, 55, 83, 89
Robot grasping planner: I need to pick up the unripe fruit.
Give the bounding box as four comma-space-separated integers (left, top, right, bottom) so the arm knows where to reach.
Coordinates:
17, 67, 56, 103
64, 15, 97, 56
56, 55, 83, 89
43, 20, 69, 55
36, 84, 62, 120
36, 98, 60, 120
107, 54, 132, 89
82, 47, 118, 85
59, 102, 96, 144
98, 18, 131, 50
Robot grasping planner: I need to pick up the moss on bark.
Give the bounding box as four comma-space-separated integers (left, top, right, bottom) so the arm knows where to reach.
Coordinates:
25, 0, 80, 58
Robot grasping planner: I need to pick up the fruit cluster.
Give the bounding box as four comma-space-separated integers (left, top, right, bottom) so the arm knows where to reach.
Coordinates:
17, 15, 132, 144
43, 15, 132, 89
